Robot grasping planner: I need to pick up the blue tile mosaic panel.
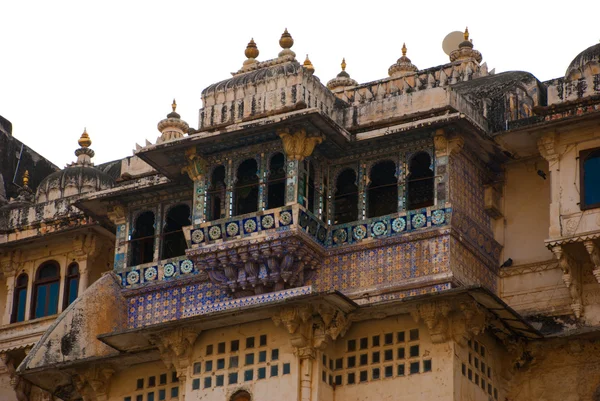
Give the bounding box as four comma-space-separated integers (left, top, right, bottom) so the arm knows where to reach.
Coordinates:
119, 257, 199, 288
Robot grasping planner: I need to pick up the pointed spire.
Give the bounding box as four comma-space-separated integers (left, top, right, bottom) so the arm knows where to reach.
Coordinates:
327, 58, 358, 90
172, 99, 177, 112
388, 42, 418, 78
464, 27, 469, 41
78, 127, 92, 148
303, 54, 315, 75
158, 99, 189, 144
243, 38, 259, 66
278, 28, 296, 58
74, 128, 95, 166
449, 26, 482, 65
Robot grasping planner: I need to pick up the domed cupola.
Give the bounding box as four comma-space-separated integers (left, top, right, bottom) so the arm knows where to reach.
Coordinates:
565, 42, 600, 80
36, 129, 115, 203
156, 99, 189, 144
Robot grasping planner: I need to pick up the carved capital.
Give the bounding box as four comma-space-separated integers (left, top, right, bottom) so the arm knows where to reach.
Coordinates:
433, 129, 448, 157
181, 147, 207, 181
272, 305, 313, 335
146, 327, 199, 380
278, 128, 323, 161
448, 136, 464, 156
537, 133, 559, 163
412, 301, 451, 344
74, 366, 115, 401
551, 245, 583, 318
107, 204, 126, 225
296, 346, 316, 360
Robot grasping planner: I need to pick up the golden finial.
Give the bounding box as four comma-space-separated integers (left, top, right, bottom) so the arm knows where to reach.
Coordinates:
464, 27, 469, 41
279, 28, 294, 50
245, 38, 259, 59
172, 99, 177, 112
402, 43, 407, 57
303, 54, 314, 68
341, 58, 347, 71
78, 127, 92, 148
22, 170, 29, 187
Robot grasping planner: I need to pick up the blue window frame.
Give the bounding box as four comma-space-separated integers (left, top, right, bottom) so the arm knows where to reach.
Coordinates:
581, 148, 600, 210
33, 261, 60, 319
63, 263, 79, 309
11, 274, 28, 323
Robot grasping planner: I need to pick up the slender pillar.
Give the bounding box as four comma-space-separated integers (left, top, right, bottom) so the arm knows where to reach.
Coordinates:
78, 259, 89, 296
298, 348, 316, 401
3, 275, 15, 325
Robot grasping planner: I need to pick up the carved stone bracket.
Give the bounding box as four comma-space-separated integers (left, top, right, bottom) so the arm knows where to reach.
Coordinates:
73, 366, 115, 401
584, 240, 600, 284
411, 299, 488, 344
146, 327, 199, 381
107, 204, 126, 225
190, 235, 322, 298
537, 133, 559, 163
181, 147, 207, 181
72, 233, 99, 261
551, 245, 583, 318
277, 128, 323, 161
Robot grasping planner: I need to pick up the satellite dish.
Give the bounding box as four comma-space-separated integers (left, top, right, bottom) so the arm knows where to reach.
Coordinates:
442, 31, 464, 56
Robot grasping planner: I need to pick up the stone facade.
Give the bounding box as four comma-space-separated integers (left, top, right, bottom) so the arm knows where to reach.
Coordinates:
1, 28, 600, 401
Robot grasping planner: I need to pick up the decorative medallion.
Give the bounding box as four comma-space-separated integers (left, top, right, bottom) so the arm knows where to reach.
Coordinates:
353, 225, 367, 240
261, 214, 275, 229
392, 217, 406, 233
333, 228, 348, 244
280, 211, 292, 226
226, 222, 239, 237
412, 213, 427, 229
299, 212, 309, 228
431, 209, 445, 225
317, 227, 327, 242
126, 270, 140, 285
209, 225, 222, 240
164, 263, 176, 278
372, 221, 387, 236
191, 229, 204, 244
308, 220, 318, 235
244, 219, 257, 233
144, 267, 157, 281
180, 260, 194, 274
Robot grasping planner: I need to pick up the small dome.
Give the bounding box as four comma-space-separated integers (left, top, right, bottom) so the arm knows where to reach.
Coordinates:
36, 166, 115, 202
35, 129, 115, 202
565, 43, 600, 79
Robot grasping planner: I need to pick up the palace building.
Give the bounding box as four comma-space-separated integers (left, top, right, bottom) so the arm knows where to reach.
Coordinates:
1, 28, 600, 401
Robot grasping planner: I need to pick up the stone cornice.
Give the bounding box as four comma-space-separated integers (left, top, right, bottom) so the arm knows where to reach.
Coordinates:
499, 260, 559, 277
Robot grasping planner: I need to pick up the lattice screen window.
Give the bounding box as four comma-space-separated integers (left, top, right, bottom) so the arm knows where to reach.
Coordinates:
123, 371, 179, 401
461, 339, 498, 400
191, 334, 290, 391
322, 328, 431, 387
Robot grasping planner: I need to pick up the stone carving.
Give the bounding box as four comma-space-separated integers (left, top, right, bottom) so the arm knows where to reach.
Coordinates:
584, 240, 600, 284
277, 128, 323, 161
538, 133, 559, 162
2, 353, 31, 401
272, 305, 313, 335
411, 300, 488, 344
147, 327, 199, 375
551, 245, 583, 318
73, 366, 115, 401
106, 204, 126, 225
181, 147, 207, 181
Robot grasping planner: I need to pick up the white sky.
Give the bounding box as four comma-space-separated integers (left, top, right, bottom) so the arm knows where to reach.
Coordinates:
1, 0, 598, 168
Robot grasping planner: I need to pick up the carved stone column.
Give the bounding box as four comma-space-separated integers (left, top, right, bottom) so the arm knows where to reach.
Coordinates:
551, 245, 582, 318
78, 259, 89, 296
538, 133, 561, 238
181, 147, 207, 224
278, 128, 323, 207
3, 275, 15, 325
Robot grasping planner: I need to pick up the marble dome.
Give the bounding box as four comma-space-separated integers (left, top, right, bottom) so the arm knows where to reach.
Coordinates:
36, 129, 115, 203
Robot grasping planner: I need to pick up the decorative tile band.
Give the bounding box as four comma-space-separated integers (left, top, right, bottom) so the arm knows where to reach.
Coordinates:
119, 257, 200, 289
182, 286, 313, 318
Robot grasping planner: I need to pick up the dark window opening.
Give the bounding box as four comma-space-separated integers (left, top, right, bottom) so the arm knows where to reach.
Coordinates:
208, 165, 226, 220
368, 160, 398, 218
308, 160, 316, 214
11, 273, 28, 323
63, 263, 79, 309
32, 261, 60, 319
581, 148, 600, 210
130, 211, 155, 266
234, 159, 259, 216
407, 152, 434, 210
161, 204, 191, 260
267, 153, 286, 209
334, 169, 358, 224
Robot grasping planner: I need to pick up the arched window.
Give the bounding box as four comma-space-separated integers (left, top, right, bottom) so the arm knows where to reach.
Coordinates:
11, 273, 28, 323
63, 263, 79, 309
230, 390, 251, 401
32, 261, 60, 319
334, 169, 358, 225
267, 153, 286, 209
368, 160, 398, 218
162, 204, 191, 259
581, 148, 600, 210
407, 152, 434, 210
130, 211, 155, 266
234, 158, 259, 216
207, 165, 226, 221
